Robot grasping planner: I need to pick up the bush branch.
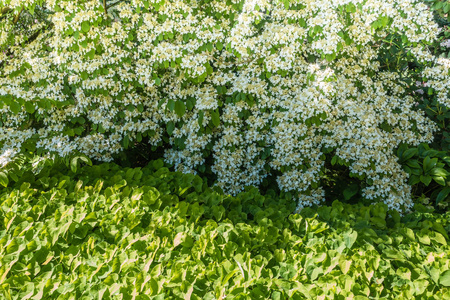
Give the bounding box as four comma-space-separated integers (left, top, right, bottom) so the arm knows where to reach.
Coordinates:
13, 6, 23, 24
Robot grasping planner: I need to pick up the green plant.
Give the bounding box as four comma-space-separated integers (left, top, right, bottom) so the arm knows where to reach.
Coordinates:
397, 143, 450, 210
1, 161, 450, 298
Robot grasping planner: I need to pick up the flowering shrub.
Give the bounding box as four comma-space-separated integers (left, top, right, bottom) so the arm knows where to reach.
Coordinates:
1, 0, 450, 211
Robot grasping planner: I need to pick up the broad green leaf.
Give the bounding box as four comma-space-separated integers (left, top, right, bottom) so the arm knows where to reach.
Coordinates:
167, 121, 175, 135
402, 228, 415, 241
173, 232, 184, 247
436, 187, 450, 204
423, 156, 438, 173
343, 229, 358, 249
433, 176, 446, 186
383, 248, 404, 260
174, 101, 186, 118
420, 175, 432, 186
81, 21, 90, 33
430, 232, 447, 245
440, 270, 450, 287
338, 256, 352, 274
211, 110, 220, 127
0, 171, 8, 187
406, 160, 421, 169
401, 148, 418, 161
343, 184, 358, 200
198, 111, 204, 127
9, 100, 21, 114
429, 167, 448, 177
167, 99, 175, 112
25, 102, 35, 113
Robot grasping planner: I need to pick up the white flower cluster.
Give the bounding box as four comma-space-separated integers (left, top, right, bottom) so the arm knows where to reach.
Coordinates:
0, 0, 448, 212
421, 55, 450, 108
441, 39, 450, 48
0, 148, 18, 168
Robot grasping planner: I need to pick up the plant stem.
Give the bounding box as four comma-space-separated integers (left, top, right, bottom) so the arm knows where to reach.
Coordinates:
107, 0, 126, 10
13, 6, 23, 24
103, 0, 108, 18
426, 105, 437, 114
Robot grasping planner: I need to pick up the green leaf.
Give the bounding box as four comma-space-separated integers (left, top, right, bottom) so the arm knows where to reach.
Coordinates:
331, 155, 338, 165
343, 229, 358, 249
430, 232, 447, 245
0, 171, 8, 187
123, 135, 130, 149
338, 256, 352, 274
198, 111, 204, 127
174, 101, 186, 118
406, 159, 421, 169
383, 248, 404, 260
436, 187, 450, 204
78, 155, 92, 166
346, 3, 356, 13
432, 222, 449, 239
440, 270, 450, 286
401, 148, 418, 161
9, 100, 21, 114
420, 174, 432, 186
402, 228, 415, 241
310, 267, 323, 281
25, 102, 35, 113
408, 175, 421, 185
417, 233, 431, 245
429, 167, 449, 177
211, 110, 220, 127
167, 99, 175, 112
423, 156, 438, 173
343, 184, 358, 200
86, 48, 95, 59
167, 121, 175, 135
81, 21, 90, 33
433, 176, 446, 186
444, 2, 450, 13
70, 156, 91, 173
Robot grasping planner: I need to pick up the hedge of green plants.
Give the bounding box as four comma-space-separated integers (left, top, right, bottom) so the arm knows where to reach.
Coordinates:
1, 160, 449, 299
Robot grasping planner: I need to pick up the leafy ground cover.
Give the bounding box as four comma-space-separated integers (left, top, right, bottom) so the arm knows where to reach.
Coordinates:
0, 160, 450, 299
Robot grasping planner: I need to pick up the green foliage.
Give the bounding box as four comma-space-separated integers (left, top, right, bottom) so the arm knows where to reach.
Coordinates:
425, 0, 450, 31
0, 152, 93, 189
397, 141, 450, 210
1, 161, 450, 299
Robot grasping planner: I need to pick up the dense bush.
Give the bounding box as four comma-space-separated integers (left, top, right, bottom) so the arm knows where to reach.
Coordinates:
1, 0, 450, 211
0, 161, 449, 299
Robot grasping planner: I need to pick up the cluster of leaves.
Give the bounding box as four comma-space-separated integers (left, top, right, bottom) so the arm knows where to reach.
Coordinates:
397, 142, 450, 210
424, 0, 450, 43
0, 151, 92, 188
1, 160, 450, 299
